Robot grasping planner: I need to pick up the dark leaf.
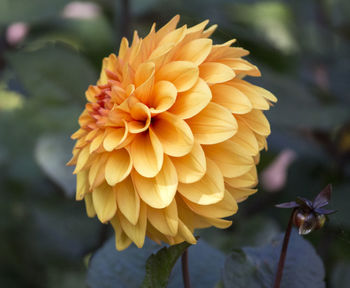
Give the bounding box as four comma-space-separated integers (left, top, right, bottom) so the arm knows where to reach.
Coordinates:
222, 229, 325, 288
313, 184, 332, 209
141, 241, 191, 288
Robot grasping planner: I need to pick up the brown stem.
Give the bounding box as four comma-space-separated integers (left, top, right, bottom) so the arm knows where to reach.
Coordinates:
181, 248, 191, 288
273, 209, 295, 288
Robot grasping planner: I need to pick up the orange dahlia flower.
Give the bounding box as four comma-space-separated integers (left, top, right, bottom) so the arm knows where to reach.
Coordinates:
68, 15, 277, 250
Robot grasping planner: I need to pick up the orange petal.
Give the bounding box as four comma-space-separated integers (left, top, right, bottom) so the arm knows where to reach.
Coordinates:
149, 80, 177, 115
159, 25, 187, 47
186, 102, 237, 144
199, 62, 235, 84
156, 15, 180, 44
128, 102, 151, 133
169, 78, 212, 119
132, 156, 178, 209
225, 165, 258, 188
171, 141, 206, 183
130, 130, 163, 177
76, 170, 89, 200
238, 110, 270, 136
173, 38, 212, 65
229, 121, 259, 156
183, 189, 237, 218
178, 159, 224, 205
156, 61, 199, 92
151, 112, 194, 157
210, 83, 252, 114
119, 201, 147, 248
89, 154, 108, 190
84, 193, 96, 217
92, 182, 117, 223
103, 124, 128, 152
226, 186, 257, 203
115, 176, 140, 225
147, 199, 178, 236
134, 62, 155, 104
110, 216, 132, 251
105, 149, 132, 186
203, 141, 254, 178
74, 145, 90, 174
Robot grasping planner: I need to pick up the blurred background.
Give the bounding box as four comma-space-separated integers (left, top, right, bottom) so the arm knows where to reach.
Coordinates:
0, 0, 350, 287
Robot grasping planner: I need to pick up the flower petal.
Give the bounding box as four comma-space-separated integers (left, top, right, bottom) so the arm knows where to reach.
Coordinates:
203, 141, 254, 178
186, 102, 237, 144
183, 189, 237, 218
149, 80, 177, 115
151, 112, 194, 157
156, 61, 199, 92
225, 165, 258, 188
169, 78, 212, 119
178, 158, 224, 205
110, 216, 132, 251
132, 156, 178, 209
228, 121, 259, 156
84, 193, 96, 217
119, 201, 147, 248
92, 182, 117, 223
89, 131, 104, 153
147, 199, 178, 236
134, 62, 155, 104
76, 170, 89, 200
199, 62, 235, 84
105, 149, 132, 186
115, 176, 140, 225
173, 38, 212, 65
171, 141, 206, 183
130, 130, 163, 178
74, 145, 90, 174
177, 219, 197, 244
89, 154, 108, 190
128, 102, 151, 133
103, 124, 128, 152
226, 186, 257, 203
210, 83, 252, 114
238, 109, 270, 136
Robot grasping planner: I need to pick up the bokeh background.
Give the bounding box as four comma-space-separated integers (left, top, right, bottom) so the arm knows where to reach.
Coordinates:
1, 0, 350, 287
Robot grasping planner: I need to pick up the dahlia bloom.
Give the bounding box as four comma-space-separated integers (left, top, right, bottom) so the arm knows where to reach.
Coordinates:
68, 15, 276, 250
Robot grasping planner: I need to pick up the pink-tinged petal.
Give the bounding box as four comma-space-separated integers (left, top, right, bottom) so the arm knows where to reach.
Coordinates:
171, 141, 206, 183
92, 182, 117, 223
186, 102, 237, 144
199, 62, 235, 84
151, 112, 194, 157
105, 149, 132, 186
132, 156, 178, 209
178, 158, 224, 205
156, 61, 199, 92
130, 130, 163, 178
169, 78, 212, 119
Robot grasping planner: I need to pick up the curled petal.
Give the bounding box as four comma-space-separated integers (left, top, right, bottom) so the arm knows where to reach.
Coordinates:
173, 38, 212, 65
199, 62, 235, 84
178, 159, 224, 205
156, 61, 199, 92
151, 112, 194, 157
105, 149, 132, 186
130, 130, 163, 178
103, 123, 128, 152
171, 141, 206, 184
149, 80, 177, 114
128, 102, 151, 133
186, 102, 237, 144
210, 83, 252, 114
169, 78, 212, 119
133, 156, 178, 209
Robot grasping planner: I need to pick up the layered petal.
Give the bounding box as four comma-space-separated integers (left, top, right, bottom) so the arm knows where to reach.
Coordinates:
92, 182, 117, 223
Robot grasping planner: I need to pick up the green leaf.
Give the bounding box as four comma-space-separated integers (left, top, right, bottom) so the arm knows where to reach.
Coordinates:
34, 133, 75, 197
5, 44, 97, 106
87, 238, 225, 288
141, 241, 191, 288
222, 229, 325, 288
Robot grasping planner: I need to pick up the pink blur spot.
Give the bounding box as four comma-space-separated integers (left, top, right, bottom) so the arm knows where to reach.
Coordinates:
6, 22, 28, 46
